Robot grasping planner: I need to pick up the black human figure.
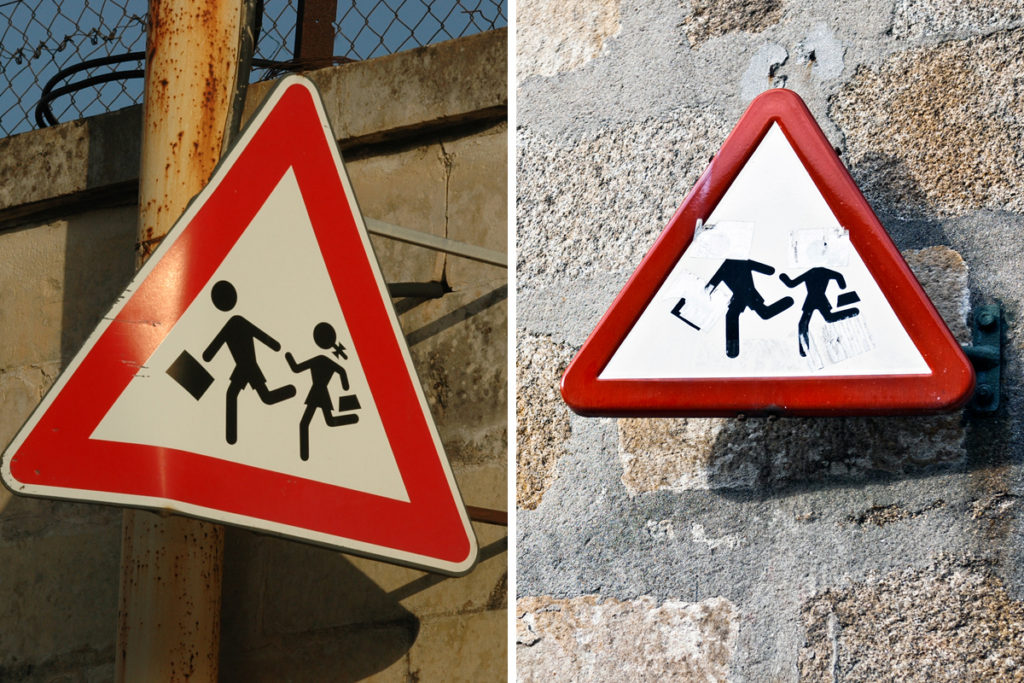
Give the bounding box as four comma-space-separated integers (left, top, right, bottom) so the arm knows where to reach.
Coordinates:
706, 259, 794, 358
780, 267, 861, 357
285, 322, 360, 462
202, 280, 296, 444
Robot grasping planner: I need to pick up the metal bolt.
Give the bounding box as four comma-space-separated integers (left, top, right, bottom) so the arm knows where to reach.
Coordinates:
976, 384, 995, 405
977, 311, 997, 331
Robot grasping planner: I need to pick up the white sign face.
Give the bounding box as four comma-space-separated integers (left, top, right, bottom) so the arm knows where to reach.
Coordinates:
92, 169, 409, 501
600, 124, 930, 379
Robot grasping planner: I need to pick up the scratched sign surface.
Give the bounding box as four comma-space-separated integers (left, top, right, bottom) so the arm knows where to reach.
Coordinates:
600, 123, 928, 379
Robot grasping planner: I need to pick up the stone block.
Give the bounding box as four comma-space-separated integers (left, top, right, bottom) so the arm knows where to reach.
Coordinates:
799, 555, 1024, 681
516, 595, 737, 681
516, 334, 573, 510
517, 0, 621, 78
516, 111, 727, 287
831, 28, 1024, 216
683, 0, 783, 48
409, 609, 506, 682
444, 122, 508, 290
617, 247, 970, 493
892, 0, 1024, 40
347, 143, 447, 285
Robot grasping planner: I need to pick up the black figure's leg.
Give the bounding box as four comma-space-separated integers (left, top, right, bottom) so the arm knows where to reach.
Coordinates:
299, 405, 315, 461
226, 380, 243, 444
797, 310, 813, 357
819, 305, 860, 323
751, 295, 794, 320
321, 405, 359, 427
725, 303, 743, 358
254, 381, 296, 405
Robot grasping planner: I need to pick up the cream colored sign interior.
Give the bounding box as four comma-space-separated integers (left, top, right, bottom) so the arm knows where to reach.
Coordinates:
600, 124, 929, 379
93, 169, 409, 501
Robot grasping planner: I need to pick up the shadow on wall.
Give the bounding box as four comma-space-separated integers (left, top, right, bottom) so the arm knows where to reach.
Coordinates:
218, 529, 420, 681
218, 528, 509, 681
701, 152, 1014, 500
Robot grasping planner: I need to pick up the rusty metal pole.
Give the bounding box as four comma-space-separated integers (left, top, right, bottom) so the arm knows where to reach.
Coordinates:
116, 2, 243, 681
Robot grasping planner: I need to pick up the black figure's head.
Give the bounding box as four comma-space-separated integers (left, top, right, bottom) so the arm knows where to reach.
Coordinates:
313, 322, 337, 350
211, 280, 237, 312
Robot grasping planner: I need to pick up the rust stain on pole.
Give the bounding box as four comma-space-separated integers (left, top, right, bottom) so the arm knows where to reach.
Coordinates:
117, 2, 242, 681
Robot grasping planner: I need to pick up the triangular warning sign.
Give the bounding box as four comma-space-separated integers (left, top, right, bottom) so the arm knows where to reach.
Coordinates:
561, 89, 974, 417
1, 76, 477, 575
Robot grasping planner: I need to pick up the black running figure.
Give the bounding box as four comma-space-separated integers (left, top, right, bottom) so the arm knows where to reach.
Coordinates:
286, 322, 359, 462
779, 267, 861, 357
706, 259, 795, 358
202, 280, 297, 444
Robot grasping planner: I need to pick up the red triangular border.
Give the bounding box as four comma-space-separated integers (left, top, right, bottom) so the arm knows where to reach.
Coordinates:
2, 77, 477, 575
561, 88, 974, 417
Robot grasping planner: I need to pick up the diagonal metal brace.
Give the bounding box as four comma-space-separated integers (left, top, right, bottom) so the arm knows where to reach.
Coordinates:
962, 304, 1002, 412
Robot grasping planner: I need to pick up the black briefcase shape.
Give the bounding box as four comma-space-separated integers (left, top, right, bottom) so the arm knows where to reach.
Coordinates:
166, 350, 215, 400
337, 394, 361, 412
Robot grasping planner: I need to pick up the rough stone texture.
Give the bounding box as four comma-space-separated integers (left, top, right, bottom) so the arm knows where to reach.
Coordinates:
517, 334, 574, 510
516, 110, 728, 288
831, 28, 1024, 217
683, 0, 783, 48
516, 595, 738, 681
517, 0, 1024, 679
798, 555, 1024, 681
891, 0, 1024, 40
618, 246, 970, 495
516, 0, 621, 79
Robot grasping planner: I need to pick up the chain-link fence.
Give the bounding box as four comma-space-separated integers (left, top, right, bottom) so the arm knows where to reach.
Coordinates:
0, 0, 506, 138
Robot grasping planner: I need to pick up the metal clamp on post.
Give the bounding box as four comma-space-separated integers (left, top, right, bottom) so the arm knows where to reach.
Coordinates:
962, 304, 1002, 412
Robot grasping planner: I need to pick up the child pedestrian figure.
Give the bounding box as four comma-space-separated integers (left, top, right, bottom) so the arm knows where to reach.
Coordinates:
286, 322, 359, 462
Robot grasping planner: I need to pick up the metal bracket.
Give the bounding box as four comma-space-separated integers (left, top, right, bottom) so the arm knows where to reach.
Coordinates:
962, 304, 1002, 412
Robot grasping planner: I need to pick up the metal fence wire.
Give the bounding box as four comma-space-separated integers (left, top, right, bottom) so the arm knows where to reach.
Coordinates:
0, 0, 506, 138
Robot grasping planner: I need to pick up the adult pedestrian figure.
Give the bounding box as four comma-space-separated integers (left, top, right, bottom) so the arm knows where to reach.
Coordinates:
203, 280, 296, 444
286, 322, 359, 462
780, 267, 860, 357
706, 259, 794, 358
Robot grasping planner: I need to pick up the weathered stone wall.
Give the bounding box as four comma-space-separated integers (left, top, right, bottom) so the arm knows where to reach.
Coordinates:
0, 30, 506, 681
517, 1, 1024, 680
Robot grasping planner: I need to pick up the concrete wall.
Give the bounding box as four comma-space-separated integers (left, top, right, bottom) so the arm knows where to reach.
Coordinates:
0, 29, 506, 681
516, 1, 1024, 680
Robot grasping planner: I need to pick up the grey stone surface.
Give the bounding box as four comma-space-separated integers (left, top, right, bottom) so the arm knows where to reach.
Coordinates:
799, 555, 1024, 681
831, 28, 1024, 217
517, 0, 1024, 679
683, 0, 783, 48
892, 0, 1024, 40
516, 0, 621, 79
517, 109, 728, 287
517, 334, 574, 510
517, 594, 738, 681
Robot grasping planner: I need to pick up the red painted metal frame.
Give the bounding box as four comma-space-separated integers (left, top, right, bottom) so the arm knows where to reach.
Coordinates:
3, 79, 475, 573
560, 89, 974, 417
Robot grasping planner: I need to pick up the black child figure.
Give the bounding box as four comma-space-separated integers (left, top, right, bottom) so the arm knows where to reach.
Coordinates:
706, 259, 795, 358
203, 280, 297, 444
780, 267, 861, 357
286, 322, 360, 462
